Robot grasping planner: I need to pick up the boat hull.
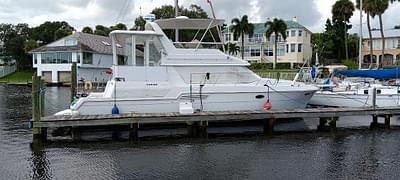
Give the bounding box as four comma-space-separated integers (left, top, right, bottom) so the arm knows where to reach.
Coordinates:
64, 89, 316, 115
309, 92, 400, 107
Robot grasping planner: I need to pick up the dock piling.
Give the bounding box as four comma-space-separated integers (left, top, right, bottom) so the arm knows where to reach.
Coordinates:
263, 118, 276, 135
32, 74, 47, 142
370, 115, 379, 129
384, 114, 391, 129
129, 123, 139, 140
187, 121, 207, 138
318, 117, 338, 131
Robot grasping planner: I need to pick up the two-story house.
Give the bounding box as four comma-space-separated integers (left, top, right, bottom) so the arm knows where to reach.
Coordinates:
30, 32, 118, 84
224, 18, 312, 67
361, 29, 400, 68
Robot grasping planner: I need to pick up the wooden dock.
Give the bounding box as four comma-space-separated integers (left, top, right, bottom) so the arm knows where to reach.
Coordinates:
29, 73, 400, 142
31, 106, 400, 142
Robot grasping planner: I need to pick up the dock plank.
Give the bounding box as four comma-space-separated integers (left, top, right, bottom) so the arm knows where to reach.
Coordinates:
34, 107, 400, 128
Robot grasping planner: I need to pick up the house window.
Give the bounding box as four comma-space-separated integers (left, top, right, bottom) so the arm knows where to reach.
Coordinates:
277, 45, 285, 56
298, 30, 303, 37
41, 52, 72, 64
83, 52, 93, 64
64, 39, 77, 46
397, 40, 400, 48
286, 31, 289, 37
34, 54, 37, 64
77, 53, 81, 64
224, 34, 231, 41
277, 35, 282, 42
117, 55, 126, 65
291, 30, 296, 37
298, 43, 303, 52
264, 47, 273, 56
286, 44, 289, 53
250, 48, 261, 56
244, 47, 250, 57
290, 44, 296, 52
254, 33, 263, 43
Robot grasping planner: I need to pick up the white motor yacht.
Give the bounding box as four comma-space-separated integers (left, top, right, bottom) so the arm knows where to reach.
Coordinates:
56, 19, 318, 116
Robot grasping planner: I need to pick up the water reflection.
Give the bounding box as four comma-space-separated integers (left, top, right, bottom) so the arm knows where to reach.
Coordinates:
30, 142, 51, 180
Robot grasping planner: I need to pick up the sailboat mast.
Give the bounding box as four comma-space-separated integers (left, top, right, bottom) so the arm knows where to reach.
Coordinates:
358, 0, 363, 69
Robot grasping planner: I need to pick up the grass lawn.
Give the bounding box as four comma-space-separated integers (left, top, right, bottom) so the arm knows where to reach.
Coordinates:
0, 70, 34, 83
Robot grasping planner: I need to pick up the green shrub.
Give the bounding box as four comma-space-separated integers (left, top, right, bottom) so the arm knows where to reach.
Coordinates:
341, 59, 357, 69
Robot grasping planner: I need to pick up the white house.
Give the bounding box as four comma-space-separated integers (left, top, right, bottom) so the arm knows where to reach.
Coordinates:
223, 18, 313, 66
30, 32, 117, 84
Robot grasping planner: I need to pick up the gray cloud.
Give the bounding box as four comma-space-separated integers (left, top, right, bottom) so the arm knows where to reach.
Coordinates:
0, 0, 398, 33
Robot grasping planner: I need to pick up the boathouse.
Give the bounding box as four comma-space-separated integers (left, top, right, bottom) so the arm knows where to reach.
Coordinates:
30, 32, 119, 84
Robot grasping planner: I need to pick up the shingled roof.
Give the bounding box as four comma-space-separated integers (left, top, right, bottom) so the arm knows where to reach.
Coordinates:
29, 32, 117, 54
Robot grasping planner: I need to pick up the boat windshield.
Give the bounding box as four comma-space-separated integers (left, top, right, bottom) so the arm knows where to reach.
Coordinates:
111, 32, 165, 67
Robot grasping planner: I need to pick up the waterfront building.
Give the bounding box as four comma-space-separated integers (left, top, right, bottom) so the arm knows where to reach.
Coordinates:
361, 29, 400, 68
30, 32, 115, 83
223, 18, 312, 67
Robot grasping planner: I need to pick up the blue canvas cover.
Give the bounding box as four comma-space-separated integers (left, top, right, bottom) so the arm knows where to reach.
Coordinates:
334, 68, 400, 79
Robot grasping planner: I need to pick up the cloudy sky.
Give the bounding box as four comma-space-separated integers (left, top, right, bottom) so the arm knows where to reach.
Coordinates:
0, 0, 399, 33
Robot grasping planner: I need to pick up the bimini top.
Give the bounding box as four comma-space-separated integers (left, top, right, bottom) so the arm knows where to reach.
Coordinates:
335, 68, 400, 79
155, 17, 224, 30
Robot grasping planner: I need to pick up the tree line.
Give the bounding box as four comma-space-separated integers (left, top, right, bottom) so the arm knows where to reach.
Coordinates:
313, 0, 399, 68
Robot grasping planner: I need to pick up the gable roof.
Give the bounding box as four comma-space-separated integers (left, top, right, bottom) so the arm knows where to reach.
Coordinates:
29, 32, 117, 54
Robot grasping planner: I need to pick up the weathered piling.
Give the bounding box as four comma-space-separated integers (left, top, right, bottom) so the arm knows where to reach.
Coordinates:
263, 118, 276, 135
187, 121, 208, 138
129, 123, 139, 140
317, 117, 338, 131
32, 74, 47, 142
71, 62, 77, 103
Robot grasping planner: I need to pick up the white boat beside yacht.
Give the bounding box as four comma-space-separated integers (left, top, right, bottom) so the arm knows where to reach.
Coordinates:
297, 66, 400, 107
56, 19, 318, 116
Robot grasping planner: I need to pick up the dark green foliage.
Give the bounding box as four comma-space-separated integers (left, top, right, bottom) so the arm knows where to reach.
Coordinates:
30, 21, 74, 44
341, 59, 358, 69
94, 25, 110, 36
82, 26, 93, 34
111, 23, 128, 31
133, 16, 146, 31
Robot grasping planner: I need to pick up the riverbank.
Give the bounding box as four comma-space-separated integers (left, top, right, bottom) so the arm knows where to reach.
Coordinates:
0, 70, 33, 85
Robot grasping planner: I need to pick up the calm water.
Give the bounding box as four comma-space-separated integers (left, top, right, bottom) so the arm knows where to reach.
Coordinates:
2, 85, 400, 179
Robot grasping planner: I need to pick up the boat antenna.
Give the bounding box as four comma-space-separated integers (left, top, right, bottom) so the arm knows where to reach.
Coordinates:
175, 0, 179, 42
358, 0, 363, 69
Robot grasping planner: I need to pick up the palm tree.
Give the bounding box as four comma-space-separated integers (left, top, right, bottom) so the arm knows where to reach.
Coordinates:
265, 18, 287, 69
231, 15, 254, 60
357, 0, 374, 67
332, 0, 355, 60
370, 0, 389, 68
224, 42, 240, 55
